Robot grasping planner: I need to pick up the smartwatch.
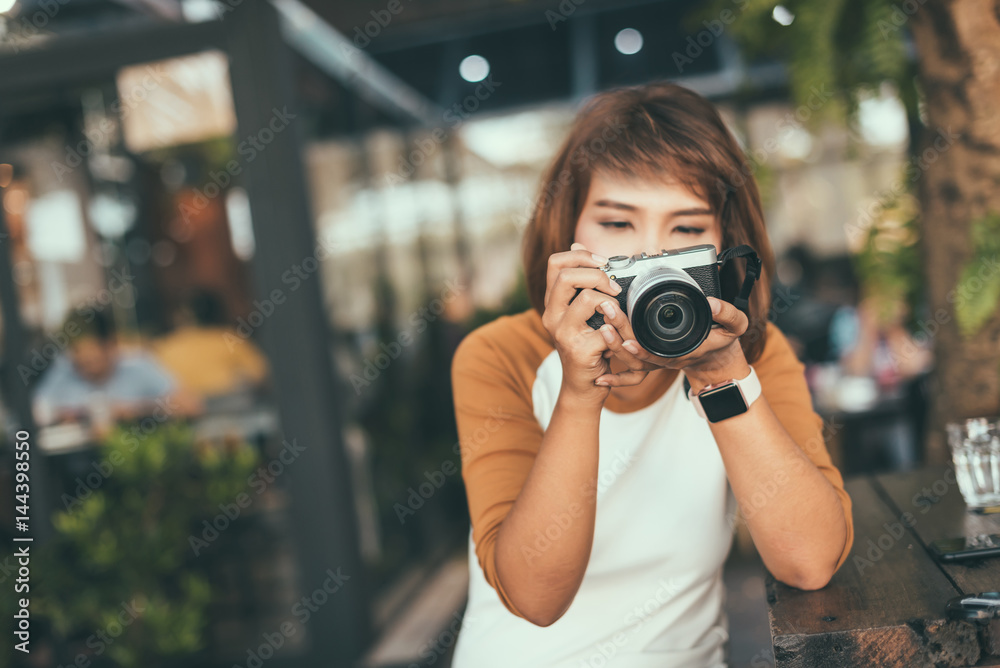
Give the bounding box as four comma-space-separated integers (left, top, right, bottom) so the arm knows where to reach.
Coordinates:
687, 366, 761, 423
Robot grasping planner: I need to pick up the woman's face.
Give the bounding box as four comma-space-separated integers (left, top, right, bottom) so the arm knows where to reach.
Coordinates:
573, 169, 722, 259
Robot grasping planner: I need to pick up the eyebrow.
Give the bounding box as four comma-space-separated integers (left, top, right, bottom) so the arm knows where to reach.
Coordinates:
594, 199, 638, 212
594, 199, 713, 218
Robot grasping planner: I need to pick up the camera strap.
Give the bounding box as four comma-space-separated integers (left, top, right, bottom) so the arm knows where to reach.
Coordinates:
682, 245, 762, 400
717, 245, 762, 318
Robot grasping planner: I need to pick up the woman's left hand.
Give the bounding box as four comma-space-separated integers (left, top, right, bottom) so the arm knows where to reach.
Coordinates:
594, 296, 750, 390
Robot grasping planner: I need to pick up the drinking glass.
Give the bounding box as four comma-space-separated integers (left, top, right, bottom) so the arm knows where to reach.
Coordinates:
948, 416, 1000, 509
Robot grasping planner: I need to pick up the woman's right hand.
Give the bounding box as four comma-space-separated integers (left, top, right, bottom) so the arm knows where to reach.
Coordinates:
540, 242, 633, 404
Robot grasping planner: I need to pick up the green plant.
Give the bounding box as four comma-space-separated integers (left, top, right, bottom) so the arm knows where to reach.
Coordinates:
697, 0, 912, 128
30, 421, 258, 667
851, 190, 923, 327
955, 212, 1000, 337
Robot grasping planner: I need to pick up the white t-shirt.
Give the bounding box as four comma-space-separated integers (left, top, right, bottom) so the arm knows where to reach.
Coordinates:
449, 309, 852, 667
453, 344, 735, 667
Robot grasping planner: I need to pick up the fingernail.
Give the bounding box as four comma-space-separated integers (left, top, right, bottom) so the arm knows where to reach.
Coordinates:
600, 325, 614, 344
710, 298, 721, 314
623, 340, 639, 353
592, 253, 608, 264
595, 378, 609, 386
601, 301, 615, 317
611, 281, 623, 294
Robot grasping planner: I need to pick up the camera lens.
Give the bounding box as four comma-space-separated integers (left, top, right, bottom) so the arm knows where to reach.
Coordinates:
648, 295, 694, 342
657, 304, 684, 331
627, 267, 713, 357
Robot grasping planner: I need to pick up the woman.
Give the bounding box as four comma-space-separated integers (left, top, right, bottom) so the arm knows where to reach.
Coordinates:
449, 81, 853, 668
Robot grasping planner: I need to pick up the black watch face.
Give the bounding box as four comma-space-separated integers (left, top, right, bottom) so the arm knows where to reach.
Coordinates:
699, 384, 747, 423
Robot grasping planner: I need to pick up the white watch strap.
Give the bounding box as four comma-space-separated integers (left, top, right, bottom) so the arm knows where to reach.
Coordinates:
688, 365, 761, 419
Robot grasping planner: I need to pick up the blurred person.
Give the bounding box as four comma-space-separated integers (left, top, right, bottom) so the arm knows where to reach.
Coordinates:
450, 82, 853, 667
771, 243, 862, 365
32, 307, 202, 439
833, 297, 932, 387
151, 289, 270, 400
827, 296, 932, 470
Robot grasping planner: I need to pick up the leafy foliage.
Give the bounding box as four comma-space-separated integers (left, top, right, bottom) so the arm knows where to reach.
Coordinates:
28, 421, 257, 667
955, 212, 1000, 337
695, 0, 939, 335
850, 191, 923, 326
697, 0, 912, 126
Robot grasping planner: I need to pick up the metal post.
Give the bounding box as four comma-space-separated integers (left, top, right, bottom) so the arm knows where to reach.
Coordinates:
224, 4, 372, 666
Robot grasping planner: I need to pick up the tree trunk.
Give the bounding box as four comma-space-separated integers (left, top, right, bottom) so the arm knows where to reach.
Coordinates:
909, 0, 1000, 463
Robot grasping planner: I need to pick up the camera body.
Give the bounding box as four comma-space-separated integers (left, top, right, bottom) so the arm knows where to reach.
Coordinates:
586, 244, 723, 358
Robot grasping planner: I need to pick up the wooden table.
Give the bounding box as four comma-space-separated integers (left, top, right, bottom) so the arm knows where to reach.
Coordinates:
766, 466, 1000, 667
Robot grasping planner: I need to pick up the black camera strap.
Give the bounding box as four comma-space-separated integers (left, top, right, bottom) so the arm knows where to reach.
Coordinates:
717, 245, 761, 319
682, 245, 762, 399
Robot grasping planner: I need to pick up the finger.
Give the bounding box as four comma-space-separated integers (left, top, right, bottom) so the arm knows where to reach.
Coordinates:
658, 323, 746, 370
545, 250, 609, 308
548, 268, 621, 320
596, 320, 653, 372
595, 368, 650, 387
556, 325, 615, 371
562, 324, 613, 359
562, 287, 620, 333
594, 295, 638, 345
707, 298, 749, 336
619, 337, 670, 367
545, 250, 608, 302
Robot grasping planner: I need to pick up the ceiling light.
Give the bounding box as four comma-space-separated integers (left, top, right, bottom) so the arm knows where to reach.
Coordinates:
614, 28, 643, 55
459, 55, 490, 83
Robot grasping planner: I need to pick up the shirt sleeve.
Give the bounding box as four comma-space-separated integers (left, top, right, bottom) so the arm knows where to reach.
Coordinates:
32, 354, 74, 412
754, 322, 855, 574
127, 352, 178, 399
451, 326, 544, 621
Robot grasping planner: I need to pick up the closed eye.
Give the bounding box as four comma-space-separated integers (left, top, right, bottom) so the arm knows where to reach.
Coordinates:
598, 221, 632, 229
674, 226, 706, 234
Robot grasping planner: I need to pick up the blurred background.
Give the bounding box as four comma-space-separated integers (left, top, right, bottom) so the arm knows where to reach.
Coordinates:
0, 1, 997, 667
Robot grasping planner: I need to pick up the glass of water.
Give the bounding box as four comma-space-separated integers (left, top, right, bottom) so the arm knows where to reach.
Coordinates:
948, 417, 1000, 509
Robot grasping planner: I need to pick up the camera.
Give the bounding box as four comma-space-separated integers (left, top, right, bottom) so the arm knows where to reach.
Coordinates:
585, 244, 754, 358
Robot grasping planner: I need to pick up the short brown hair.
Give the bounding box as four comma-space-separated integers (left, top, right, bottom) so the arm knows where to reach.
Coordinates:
63, 306, 115, 345
520, 81, 776, 362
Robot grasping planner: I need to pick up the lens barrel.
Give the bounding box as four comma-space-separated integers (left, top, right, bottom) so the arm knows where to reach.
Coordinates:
626, 267, 713, 357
